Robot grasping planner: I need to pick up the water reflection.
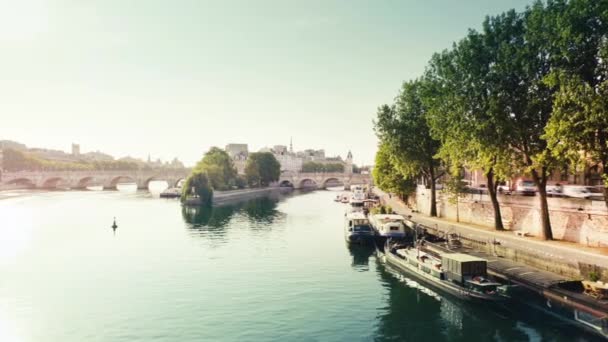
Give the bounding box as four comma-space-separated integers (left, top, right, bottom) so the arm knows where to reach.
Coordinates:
347, 244, 375, 271
374, 259, 595, 342
181, 196, 285, 239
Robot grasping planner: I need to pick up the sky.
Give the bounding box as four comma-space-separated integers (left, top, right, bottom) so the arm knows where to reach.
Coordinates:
0, 0, 533, 166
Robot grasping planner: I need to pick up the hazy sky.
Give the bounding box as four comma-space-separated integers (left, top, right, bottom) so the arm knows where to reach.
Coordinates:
1, 0, 533, 166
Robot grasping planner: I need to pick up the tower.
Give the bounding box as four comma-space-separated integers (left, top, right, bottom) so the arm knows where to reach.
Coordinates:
345, 150, 353, 174
71, 143, 80, 156
289, 137, 293, 154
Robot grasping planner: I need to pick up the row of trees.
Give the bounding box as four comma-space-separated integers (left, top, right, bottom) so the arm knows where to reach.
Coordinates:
2, 148, 141, 171
374, 0, 608, 240
181, 148, 281, 206
301, 162, 344, 173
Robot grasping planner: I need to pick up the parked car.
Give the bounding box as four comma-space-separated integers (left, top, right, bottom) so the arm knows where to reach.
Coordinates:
546, 184, 563, 197
562, 185, 595, 199
515, 179, 537, 196
497, 182, 511, 195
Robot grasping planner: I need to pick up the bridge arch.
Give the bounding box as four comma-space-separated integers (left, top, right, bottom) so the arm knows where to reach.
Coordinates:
143, 176, 170, 189
76, 177, 96, 189
41, 177, 68, 189
322, 177, 343, 189
298, 178, 318, 189
279, 180, 294, 188
5, 178, 35, 188
174, 178, 186, 187
109, 176, 137, 189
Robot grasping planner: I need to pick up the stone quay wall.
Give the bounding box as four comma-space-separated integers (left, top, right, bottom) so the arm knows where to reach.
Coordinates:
412, 186, 608, 247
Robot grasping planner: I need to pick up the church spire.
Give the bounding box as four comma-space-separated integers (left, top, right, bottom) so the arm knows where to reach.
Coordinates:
289, 137, 293, 153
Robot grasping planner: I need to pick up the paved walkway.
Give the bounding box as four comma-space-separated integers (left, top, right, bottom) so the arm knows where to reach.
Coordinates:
374, 188, 608, 270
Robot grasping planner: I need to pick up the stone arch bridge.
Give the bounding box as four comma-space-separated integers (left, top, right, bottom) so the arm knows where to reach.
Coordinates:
277, 172, 372, 190
0, 169, 190, 190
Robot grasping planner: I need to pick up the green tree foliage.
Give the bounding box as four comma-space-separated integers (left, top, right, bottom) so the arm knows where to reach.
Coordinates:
301, 162, 344, 173
374, 80, 443, 217
245, 152, 281, 187
192, 147, 237, 191
424, 23, 513, 230
2, 148, 139, 171
442, 168, 469, 223
181, 171, 213, 206
373, 143, 416, 200
543, 0, 608, 208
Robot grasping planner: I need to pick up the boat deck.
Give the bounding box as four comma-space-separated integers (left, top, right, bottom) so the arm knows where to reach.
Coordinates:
425, 242, 608, 315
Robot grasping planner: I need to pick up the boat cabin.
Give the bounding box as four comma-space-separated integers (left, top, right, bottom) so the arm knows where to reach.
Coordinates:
370, 214, 407, 238
345, 212, 373, 234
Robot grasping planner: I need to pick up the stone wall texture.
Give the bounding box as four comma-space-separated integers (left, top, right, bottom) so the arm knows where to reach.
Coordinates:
412, 185, 608, 247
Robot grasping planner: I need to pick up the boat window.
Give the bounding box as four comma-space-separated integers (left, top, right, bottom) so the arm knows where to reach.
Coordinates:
390, 226, 400, 231
353, 225, 372, 232
348, 221, 352, 227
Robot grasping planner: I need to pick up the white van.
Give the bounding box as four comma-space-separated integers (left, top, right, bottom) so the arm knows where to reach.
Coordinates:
515, 179, 537, 196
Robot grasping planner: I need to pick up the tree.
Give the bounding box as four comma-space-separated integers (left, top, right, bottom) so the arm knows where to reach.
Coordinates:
373, 143, 416, 200
543, 0, 608, 208
424, 26, 513, 230
479, 6, 562, 240
442, 168, 468, 223
181, 171, 213, 206
245, 152, 281, 187
192, 147, 237, 190
374, 80, 443, 217
301, 162, 344, 173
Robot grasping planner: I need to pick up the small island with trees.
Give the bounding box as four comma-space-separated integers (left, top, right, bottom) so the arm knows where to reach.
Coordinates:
181, 147, 281, 207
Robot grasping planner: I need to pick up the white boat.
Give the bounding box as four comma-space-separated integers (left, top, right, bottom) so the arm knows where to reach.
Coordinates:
368, 214, 407, 240
340, 193, 350, 203
344, 212, 375, 244
346, 198, 365, 214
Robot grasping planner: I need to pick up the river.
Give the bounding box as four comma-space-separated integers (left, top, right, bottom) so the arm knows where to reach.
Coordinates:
0, 189, 600, 341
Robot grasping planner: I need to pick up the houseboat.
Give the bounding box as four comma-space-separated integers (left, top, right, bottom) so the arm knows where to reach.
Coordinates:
368, 214, 408, 241
344, 212, 375, 244
385, 244, 509, 302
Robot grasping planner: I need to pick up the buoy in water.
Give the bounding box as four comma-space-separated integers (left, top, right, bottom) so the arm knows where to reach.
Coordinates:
112, 217, 118, 229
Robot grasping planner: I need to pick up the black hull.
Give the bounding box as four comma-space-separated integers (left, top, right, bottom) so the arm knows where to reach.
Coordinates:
384, 251, 505, 303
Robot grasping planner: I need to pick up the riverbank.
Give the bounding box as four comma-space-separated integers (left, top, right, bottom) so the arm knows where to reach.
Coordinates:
183, 187, 289, 207
374, 188, 608, 282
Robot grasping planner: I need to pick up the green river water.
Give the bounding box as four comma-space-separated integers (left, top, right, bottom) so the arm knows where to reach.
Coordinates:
0, 189, 601, 341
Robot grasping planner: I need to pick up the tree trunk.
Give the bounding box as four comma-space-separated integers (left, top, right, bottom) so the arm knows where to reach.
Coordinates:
486, 169, 504, 230
429, 168, 437, 217
531, 168, 553, 240
602, 166, 608, 209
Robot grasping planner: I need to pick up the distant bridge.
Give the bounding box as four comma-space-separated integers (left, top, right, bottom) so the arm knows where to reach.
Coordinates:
277, 171, 371, 190
0, 170, 372, 191
0, 169, 189, 190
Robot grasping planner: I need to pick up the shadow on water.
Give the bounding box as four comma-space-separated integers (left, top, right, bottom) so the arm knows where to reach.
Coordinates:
347, 244, 376, 272
374, 259, 600, 342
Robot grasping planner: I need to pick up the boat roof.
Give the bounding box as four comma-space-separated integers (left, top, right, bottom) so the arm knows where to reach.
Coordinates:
346, 212, 368, 220
372, 214, 405, 220
442, 253, 486, 262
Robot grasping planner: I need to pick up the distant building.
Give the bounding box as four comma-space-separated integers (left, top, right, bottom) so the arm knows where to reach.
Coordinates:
225, 144, 249, 160
72, 143, 80, 157
0, 140, 27, 151
225, 144, 249, 175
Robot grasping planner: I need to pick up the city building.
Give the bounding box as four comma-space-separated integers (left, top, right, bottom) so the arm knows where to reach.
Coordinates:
225, 144, 249, 175
72, 143, 80, 157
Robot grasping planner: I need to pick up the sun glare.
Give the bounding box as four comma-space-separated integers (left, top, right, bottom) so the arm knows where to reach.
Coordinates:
0, 0, 48, 41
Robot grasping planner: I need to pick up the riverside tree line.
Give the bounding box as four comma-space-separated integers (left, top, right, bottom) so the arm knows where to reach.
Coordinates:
373, 0, 608, 240
181, 147, 280, 206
